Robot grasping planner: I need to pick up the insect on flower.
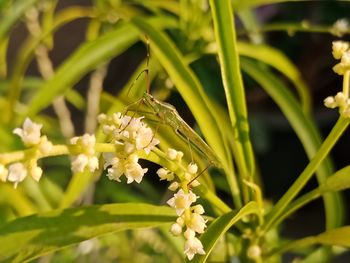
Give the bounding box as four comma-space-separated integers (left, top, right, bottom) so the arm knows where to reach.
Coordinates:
122, 36, 221, 170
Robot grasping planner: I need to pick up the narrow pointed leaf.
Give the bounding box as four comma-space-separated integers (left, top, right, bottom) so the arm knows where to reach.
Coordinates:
241, 58, 344, 229
274, 226, 350, 256
191, 202, 260, 263
0, 203, 176, 262
319, 165, 350, 193
209, 0, 255, 177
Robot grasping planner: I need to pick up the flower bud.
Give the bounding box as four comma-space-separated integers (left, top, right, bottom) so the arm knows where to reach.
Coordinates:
170, 223, 182, 236
324, 96, 337, 108
247, 245, 261, 260
187, 163, 198, 174
332, 41, 349, 59
167, 148, 178, 160
168, 182, 179, 191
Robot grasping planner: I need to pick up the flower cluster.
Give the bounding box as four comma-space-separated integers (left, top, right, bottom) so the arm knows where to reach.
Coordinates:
1, 118, 52, 188
70, 134, 99, 173
332, 41, 350, 76
98, 112, 159, 184
157, 148, 206, 260
324, 41, 350, 117
2, 113, 208, 260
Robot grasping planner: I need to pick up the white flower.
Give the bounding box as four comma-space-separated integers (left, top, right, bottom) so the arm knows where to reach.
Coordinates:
247, 245, 262, 260
187, 163, 198, 174
176, 151, 184, 161
103, 152, 117, 169
335, 92, 348, 109
168, 181, 179, 191
71, 154, 89, 173
87, 156, 99, 172
135, 125, 159, 154
188, 212, 207, 234
167, 189, 195, 216
188, 191, 198, 203
30, 166, 43, 182
70, 134, 99, 173
170, 223, 183, 236
104, 154, 147, 183
0, 164, 8, 182
125, 160, 148, 184
156, 167, 174, 181
157, 167, 168, 180
97, 113, 107, 123
190, 179, 200, 187
341, 50, 350, 66
167, 148, 184, 161
106, 160, 124, 182
99, 112, 159, 155
184, 236, 206, 260
176, 216, 185, 227
184, 228, 196, 240
13, 118, 42, 146
193, 205, 205, 215
7, 163, 27, 188
332, 19, 349, 37
333, 63, 346, 75
333, 46, 350, 75
332, 41, 349, 60
167, 148, 178, 160
324, 96, 337, 108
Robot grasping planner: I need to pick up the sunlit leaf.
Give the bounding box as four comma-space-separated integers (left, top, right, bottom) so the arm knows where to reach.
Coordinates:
319, 165, 350, 193
191, 202, 260, 263
273, 226, 350, 256
0, 203, 176, 262
209, 0, 255, 177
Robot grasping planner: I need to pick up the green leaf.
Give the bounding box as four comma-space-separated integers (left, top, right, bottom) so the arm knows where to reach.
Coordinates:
0, 38, 8, 77
319, 165, 350, 193
240, 58, 344, 230
191, 202, 260, 263
272, 226, 350, 256
237, 41, 311, 113
209, 0, 255, 178
65, 89, 86, 110
233, 0, 314, 9
26, 16, 177, 118
0, 203, 176, 262
0, 0, 39, 42
0, 184, 36, 216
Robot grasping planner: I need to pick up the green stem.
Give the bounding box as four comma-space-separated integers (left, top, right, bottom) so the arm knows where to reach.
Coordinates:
0, 143, 116, 164
266, 236, 316, 258
263, 116, 350, 233
270, 188, 321, 230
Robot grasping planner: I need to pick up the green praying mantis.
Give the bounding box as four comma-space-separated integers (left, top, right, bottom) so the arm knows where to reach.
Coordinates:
120, 36, 221, 171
